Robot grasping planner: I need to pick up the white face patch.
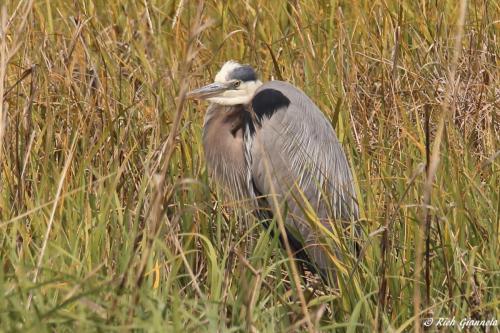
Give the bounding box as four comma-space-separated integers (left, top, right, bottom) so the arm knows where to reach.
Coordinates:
207, 80, 262, 105
208, 61, 262, 105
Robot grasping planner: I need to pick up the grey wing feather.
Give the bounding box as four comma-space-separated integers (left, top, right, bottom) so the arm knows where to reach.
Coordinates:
250, 81, 359, 273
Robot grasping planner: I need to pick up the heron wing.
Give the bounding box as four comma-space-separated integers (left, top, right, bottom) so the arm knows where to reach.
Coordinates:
250, 81, 358, 274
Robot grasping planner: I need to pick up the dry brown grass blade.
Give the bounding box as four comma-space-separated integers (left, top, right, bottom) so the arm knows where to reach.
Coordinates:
132, 0, 210, 294
27, 132, 79, 310
413, 0, 469, 331
0, 6, 8, 165
257, 142, 316, 333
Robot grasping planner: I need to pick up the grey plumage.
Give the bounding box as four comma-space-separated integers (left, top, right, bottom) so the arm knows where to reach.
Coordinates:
189, 62, 359, 279
250, 81, 358, 274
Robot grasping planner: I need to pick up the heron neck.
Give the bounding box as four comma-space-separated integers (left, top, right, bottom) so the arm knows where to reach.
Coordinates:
202, 104, 252, 199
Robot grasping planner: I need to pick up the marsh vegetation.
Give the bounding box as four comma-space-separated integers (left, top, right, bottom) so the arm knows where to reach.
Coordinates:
0, 0, 498, 331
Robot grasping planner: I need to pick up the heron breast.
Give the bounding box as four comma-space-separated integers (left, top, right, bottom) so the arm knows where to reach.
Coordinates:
202, 105, 251, 198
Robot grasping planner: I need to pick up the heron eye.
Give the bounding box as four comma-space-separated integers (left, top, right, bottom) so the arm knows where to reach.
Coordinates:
234, 80, 241, 88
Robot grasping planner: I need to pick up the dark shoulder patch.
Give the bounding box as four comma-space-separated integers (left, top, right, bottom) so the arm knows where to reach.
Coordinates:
251, 89, 290, 121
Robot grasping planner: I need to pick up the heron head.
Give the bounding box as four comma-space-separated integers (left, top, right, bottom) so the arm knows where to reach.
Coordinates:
187, 61, 262, 105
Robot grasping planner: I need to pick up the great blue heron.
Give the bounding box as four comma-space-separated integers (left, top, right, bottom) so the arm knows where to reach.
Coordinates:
188, 61, 359, 279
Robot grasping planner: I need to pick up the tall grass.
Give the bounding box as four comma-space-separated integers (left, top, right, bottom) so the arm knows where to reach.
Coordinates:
0, 0, 498, 331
